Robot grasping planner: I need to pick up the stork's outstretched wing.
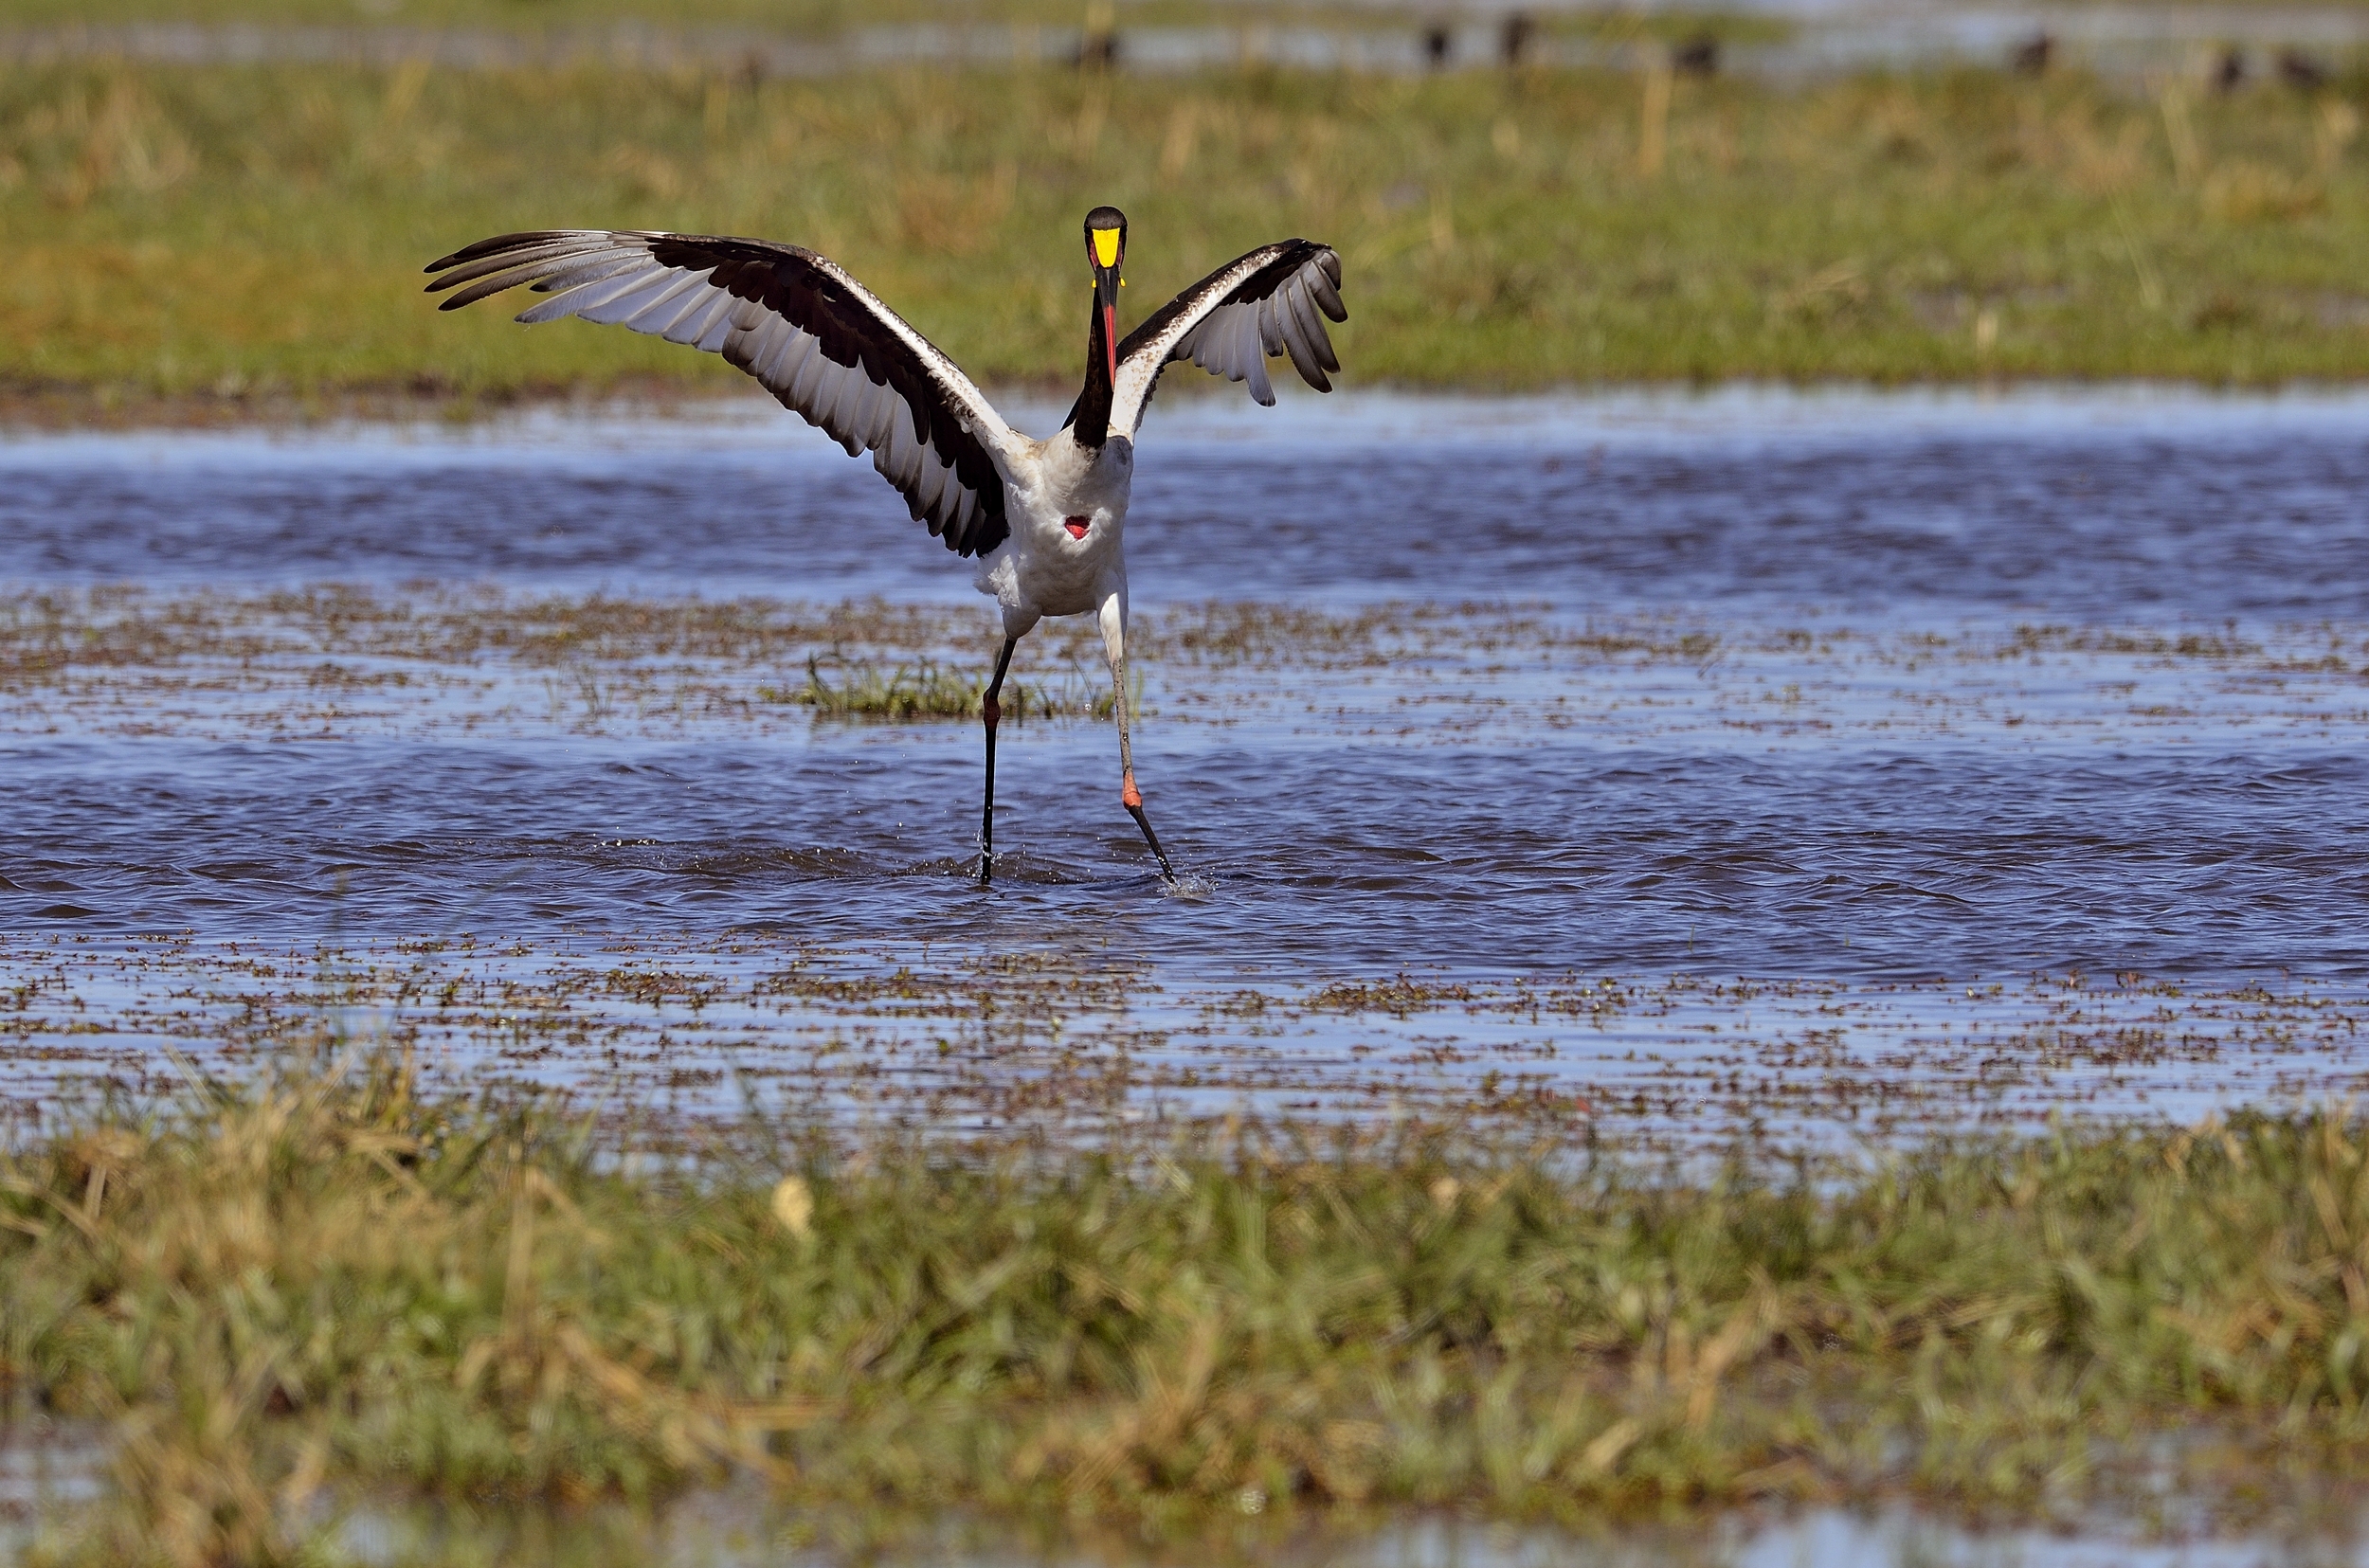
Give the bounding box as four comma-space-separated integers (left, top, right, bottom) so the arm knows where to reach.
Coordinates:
1104, 241, 1347, 440
426, 230, 1018, 557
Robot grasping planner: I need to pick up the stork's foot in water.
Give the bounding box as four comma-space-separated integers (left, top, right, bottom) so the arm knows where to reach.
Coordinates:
975, 693, 999, 885
975, 687, 998, 885
976, 640, 1019, 887
1122, 775, 1177, 883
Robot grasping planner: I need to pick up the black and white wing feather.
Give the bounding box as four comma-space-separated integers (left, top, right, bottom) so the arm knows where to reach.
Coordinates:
1107, 240, 1347, 439
426, 229, 1018, 556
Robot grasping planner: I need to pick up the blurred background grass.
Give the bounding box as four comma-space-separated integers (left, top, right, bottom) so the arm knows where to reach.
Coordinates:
1, 0, 1807, 39
6, 38, 2369, 403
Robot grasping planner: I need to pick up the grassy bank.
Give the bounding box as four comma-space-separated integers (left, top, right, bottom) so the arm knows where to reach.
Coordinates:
9, 1047, 2369, 1564
7, 59, 2369, 411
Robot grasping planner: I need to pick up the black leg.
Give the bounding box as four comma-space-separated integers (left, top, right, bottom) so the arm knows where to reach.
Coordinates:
1125, 795, 1176, 883
977, 636, 1019, 884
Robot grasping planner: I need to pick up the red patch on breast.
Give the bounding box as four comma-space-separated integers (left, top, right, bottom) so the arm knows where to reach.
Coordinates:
1063, 517, 1091, 540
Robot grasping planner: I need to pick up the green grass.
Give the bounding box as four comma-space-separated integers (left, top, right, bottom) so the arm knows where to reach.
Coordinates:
9, 59, 2369, 409
12, 1044, 2369, 1564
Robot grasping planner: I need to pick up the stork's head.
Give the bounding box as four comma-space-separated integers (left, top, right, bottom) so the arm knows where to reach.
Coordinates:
1084, 206, 1128, 379
1084, 206, 1128, 289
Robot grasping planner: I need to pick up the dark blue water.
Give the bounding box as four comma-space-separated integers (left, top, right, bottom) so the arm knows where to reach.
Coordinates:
10, 392, 2369, 617
5, 389, 2367, 981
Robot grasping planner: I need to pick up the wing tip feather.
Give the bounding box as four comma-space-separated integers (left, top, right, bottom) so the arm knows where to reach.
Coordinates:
425, 229, 587, 274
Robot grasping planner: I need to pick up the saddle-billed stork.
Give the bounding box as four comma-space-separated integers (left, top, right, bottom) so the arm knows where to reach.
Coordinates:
425, 207, 1347, 885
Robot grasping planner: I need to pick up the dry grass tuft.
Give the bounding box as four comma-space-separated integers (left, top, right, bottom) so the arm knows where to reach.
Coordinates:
761, 649, 1121, 722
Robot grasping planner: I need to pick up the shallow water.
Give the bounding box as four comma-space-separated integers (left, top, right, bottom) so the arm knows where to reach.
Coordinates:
311, 1493, 2369, 1568
7, 1415, 2364, 1568
4, 387, 2369, 1147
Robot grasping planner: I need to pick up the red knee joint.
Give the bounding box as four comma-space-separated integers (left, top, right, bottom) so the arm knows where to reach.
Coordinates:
1121, 771, 1142, 809
982, 693, 1001, 729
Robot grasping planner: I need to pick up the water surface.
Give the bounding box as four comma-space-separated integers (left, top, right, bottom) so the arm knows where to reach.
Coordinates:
4, 387, 2367, 1147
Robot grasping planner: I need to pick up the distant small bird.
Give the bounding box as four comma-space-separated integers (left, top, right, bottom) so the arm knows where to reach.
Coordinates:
1499, 12, 1535, 68
2279, 48, 2329, 91
1672, 32, 1720, 77
425, 208, 1347, 886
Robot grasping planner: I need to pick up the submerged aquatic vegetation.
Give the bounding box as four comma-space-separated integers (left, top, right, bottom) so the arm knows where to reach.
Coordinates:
11, 1047, 2369, 1562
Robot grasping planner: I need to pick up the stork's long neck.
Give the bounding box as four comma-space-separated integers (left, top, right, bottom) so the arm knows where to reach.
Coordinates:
1073, 293, 1115, 450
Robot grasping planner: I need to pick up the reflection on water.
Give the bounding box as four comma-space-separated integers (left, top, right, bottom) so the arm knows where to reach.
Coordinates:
7, 1418, 2363, 1567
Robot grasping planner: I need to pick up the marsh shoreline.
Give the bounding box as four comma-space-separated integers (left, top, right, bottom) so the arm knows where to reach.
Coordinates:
9, 384, 2369, 1563
11, 1049, 2369, 1565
